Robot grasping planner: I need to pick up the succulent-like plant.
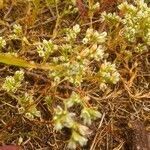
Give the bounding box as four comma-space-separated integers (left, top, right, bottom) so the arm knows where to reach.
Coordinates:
2, 70, 24, 93
2, 0, 149, 149
18, 93, 41, 120
0, 37, 6, 50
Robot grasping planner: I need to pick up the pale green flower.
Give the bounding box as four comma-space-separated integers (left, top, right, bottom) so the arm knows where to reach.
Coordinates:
13, 24, 22, 36
101, 11, 122, 24
18, 107, 25, 114
89, 44, 105, 61
77, 124, 92, 136
65, 92, 82, 108
0, 37, 6, 49
84, 28, 107, 44
2, 70, 24, 93
37, 39, 58, 61
53, 106, 75, 131
82, 37, 89, 44
68, 140, 77, 149
65, 24, 80, 41
25, 112, 34, 120
135, 43, 148, 53
67, 123, 91, 149
99, 61, 120, 84
118, 0, 150, 44
73, 24, 81, 34
18, 93, 41, 120
72, 130, 88, 146
81, 107, 101, 125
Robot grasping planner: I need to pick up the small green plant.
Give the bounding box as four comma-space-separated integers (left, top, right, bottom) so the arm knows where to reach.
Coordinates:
53, 92, 101, 149
0, 37, 6, 50
2, 70, 41, 120
36, 24, 115, 87
34, 22, 120, 148
118, 0, 150, 45
81, 107, 101, 125
37, 39, 58, 62
97, 61, 120, 90
9, 24, 23, 40
68, 123, 91, 149
2, 70, 24, 93
18, 93, 41, 120
1, 0, 149, 149
101, 0, 150, 54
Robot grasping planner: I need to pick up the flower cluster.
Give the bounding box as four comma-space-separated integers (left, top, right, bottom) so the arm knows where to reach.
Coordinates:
37, 25, 117, 87
135, 43, 148, 53
82, 28, 107, 44
0, 37, 6, 50
65, 24, 81, 41
68, 123, 91, 149
53, 92, 101, 149
2, 70, 24, 93
81, 44, 106, 61
89, 2, 100, 12
18, 93, 41, 120
49, 60, 87, 86
81, 107, 101, 125
37, 39, 58, 62
10, 24, 23, 39
100, 0, 149, 55
118, 0, 150, 45
65, 91, 82, 108
35, 24, 119, 149
101, 11, 122, 25
53, 106, 75, 130
49, 25, 107, 85
98, 61, 120, 90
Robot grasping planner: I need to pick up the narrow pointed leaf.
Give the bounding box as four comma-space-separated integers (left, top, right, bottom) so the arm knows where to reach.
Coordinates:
0, 53, 60, 70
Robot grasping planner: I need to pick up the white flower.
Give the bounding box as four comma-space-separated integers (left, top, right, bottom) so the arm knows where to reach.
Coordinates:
77, 124, 92, 136
25, 113, 34, 120
18, 107, 25, 114
90, 44, 105, 61
72, 130, 88, 146
37, 39, 57, 60
13, 24, 22, 35
18, 93, 41, 120
2, 70, 24, 93
53, 106, 75, 130
73, 24, 81, 34
65, 25, 81, 41
82, 38, 88, 44
66, 92, 82, 108
96, 32, 107, 44
68, 140, 77, 149
81, 108, 101, 125
15, 70, 24, 81
84, 28, 107, 44
99, 61, 120, 84
0, 37, 6, 49
92, 2, 100, 10
54, 120, 64, 131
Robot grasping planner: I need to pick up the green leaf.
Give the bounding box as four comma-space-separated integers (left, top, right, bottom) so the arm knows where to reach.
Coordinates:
0, 53, 36, 68
0, 53, 60, 70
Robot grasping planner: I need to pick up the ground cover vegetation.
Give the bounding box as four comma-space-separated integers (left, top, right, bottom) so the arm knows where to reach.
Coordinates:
0, 0, 149, 149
